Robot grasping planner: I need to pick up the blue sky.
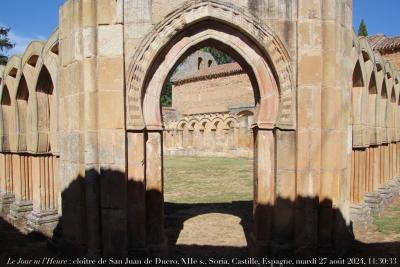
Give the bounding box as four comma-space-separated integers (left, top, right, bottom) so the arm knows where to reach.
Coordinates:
0, 0, 399, 55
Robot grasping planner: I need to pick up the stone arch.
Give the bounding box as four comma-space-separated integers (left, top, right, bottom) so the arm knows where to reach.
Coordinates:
126, 0, 294, 131
35, 65, 54, 153
237, 110, 254, 117
380, 78, 389, 144
4, 56, 24, 152
395, 75, 400, 141
20, 41, 45, 152
187, 119, 198, 131
210, 117, 224, 131
1, 85, 12, 151
359, 38, 375, 69
41, 31, 59, 154
16, 74, 29, 151
224, 117, 239, 129
352, 60, 367, 147
0, 66, 3, 151
198, 118, 211, 131
389, 86, 396, 142
177, 119, 188, 130
368, 71, 378, 145
384, 63, 395, 142
126, 0, 292, 253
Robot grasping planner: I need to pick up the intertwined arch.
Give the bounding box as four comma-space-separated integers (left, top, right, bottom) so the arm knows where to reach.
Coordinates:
126, 0, 294, 131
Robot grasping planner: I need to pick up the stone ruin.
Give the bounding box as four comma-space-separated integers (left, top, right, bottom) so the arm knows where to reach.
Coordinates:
0, 0, 398, 258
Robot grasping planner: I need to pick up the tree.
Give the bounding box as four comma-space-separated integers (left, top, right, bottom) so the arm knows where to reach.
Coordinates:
202, 47, 234, 64
358, 19, 368, 37
0, 27, 15, 65
161, 81, 173, 107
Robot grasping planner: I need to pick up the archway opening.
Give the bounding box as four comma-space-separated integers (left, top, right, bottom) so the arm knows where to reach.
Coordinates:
1, 85, 11, 151
161, 46, 256, 258
131, 18, 284, 258
16, 75, 29, 150
33, 64, 58, 217
36, 66, 53, 152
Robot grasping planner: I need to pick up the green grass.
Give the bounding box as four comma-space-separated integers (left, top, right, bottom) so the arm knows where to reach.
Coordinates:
164, 156, 253, 203
373, 206, 400, 240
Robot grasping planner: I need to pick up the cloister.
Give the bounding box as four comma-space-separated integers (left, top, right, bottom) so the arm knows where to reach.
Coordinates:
0, 0, 399, 258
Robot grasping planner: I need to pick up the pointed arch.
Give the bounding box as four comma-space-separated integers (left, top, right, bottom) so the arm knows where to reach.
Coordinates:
352, 60, 366, 147
1, 86, 12, 151
368, 72, 378, 145
16, 75, 29, 151
36, 65, 54, 153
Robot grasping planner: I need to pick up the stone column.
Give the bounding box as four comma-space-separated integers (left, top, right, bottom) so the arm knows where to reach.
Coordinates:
251, 129, 275, 256
372, 146, 380, 191
127, 131, 147, 255
0, 153, 15, 214
274, 130, 296, 254
145, 131, 167, 256
177, 129, 183, 149
26, 155, 59, 237
233, 126, 239, 149
9, 154, 33, 226
297, 0, 354, 256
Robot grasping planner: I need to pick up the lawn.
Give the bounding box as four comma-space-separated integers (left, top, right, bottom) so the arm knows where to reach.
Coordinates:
373, 205, 400, 240
163, 156, 253, 203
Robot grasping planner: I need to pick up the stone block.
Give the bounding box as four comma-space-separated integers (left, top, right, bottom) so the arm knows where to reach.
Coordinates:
98, 57, 124, 92
97, 92, 124, 129
98, 25, 123, 57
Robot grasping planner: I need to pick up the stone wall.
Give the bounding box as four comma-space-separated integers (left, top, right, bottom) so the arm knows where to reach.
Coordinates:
382, 51, 400, 71
163, 111, 254, 158
163, 61, 255, 157
172, 65, 254, 115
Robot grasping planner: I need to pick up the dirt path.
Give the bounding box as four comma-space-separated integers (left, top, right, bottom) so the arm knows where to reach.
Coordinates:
165, 201, 253, 259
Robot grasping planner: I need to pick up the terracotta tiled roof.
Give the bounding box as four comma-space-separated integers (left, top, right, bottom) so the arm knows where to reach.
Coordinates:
367, 34, 400, 53
172, 62, 243, 85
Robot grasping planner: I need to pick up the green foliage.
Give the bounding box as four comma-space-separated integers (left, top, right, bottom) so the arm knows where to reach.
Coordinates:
202, 47, 234, 64
164, 156, 252, 203
0, 27, 15, 65
373, 206, 400, 239
161, 80, 173, 107
358, 19, 368, 37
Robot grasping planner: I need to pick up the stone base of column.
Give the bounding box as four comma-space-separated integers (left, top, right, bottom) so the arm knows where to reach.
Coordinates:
387, 178, 400, 197
350, 203, 371, 225
378, 184, 393, 204
26, 210, 59, 237
0, 193, 15, 215
8, 200, 33, 230
394, 177, 400, 196
363, 192, 382, 216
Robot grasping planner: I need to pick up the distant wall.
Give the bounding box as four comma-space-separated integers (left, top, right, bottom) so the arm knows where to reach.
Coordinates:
172, 73, 254, 115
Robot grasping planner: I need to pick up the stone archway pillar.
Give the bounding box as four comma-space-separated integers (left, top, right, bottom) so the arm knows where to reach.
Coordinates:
127, 131, 147, 254
0, 153, 15, 213
145, 131, 167, 255
251, 128, 275, 255
177, 129, 183, 149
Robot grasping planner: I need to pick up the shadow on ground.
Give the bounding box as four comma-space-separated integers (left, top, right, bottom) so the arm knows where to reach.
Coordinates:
165, 201, 252, 259
0, 170, 399, 266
